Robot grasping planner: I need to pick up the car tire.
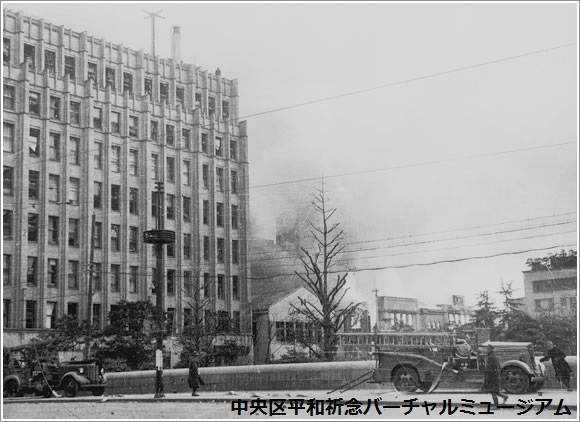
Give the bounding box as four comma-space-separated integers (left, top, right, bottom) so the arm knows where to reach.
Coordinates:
501, 366, 530, 394
3, 380, 21, 398
392, 366, 421, 393
63, 377, 79, 398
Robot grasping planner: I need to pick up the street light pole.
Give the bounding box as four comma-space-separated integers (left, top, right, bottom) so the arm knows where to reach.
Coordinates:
154, 181, 165, 398
85, 212, 96, 359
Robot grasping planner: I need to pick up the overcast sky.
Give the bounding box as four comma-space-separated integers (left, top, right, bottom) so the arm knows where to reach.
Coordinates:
5, 2, 577, 312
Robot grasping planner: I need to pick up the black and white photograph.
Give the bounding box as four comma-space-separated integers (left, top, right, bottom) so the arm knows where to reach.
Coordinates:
1, 1, 578, 420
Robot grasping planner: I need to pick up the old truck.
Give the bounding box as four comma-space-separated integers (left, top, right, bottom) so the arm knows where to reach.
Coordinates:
3, 342, 106, 398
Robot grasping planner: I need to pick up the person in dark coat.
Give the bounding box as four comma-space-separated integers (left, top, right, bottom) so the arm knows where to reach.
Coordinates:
540, 341, 572, 391
188, 353, 203, 396
483, 345, 508, 407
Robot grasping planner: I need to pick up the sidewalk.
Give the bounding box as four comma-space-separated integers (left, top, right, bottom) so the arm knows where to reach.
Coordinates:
5, 388, 577, 409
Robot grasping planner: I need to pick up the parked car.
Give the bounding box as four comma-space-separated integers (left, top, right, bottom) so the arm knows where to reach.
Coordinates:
3, 343, 106, 398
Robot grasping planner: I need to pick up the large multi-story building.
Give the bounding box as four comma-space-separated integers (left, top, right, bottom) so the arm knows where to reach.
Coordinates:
522, 268, 577, 318
2, 10, 251, 353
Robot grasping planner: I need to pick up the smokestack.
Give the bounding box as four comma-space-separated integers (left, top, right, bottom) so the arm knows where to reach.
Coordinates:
171, 26, 181, 62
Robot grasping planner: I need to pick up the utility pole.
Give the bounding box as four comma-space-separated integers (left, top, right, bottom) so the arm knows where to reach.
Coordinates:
372, 289, 379, 354
85, 212, 96, 359
143, 10, 165, 57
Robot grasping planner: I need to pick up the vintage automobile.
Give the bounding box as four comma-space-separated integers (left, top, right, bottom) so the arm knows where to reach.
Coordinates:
3, 342, 107, 398
370, 333, 546, 394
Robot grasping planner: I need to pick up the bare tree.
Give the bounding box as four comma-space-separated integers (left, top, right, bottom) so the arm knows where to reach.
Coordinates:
291, 186, 362, 361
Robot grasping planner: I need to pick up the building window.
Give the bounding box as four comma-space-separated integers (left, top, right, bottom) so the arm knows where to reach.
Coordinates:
203, 236, 210, 261
3, 122, 14, 152
216, 167, 224, 192
152, 154, 159, 180
28, 214, 39, 242
184, 233, 192, 259
126, 150, 138, 176
183, 160, 191, 185
47, 258, 58, 286
64, 56, 75, 80
184, 271, 192, 297
222, 100, 229, 119
69, 137, 80, 165
217, 274, 225, 299
202, 164, 209, 189
129, 266, 138, 293
167, 242, 175, 258
3, 210, 13, 239
94, 222, 102, 249
129, 116, 138, 137
25, 301, 37, 329
92, 304, 101, 326
231, 170, 238, 194
111, 264, 120, 292
27, 257, 37, 285
232, 240, 239, 264
29, 128, 40, 157
111, 224, 120, 252
3, 37, 11, 63
93, 107, 103, 130
215, 137, 223, 157
68, 303, 79, 319
92, 263, 102, 291
88, 62, 98, 83
183, 196, 191, 222
69, 177, 79, 205
144, 77, 152, 97
69, 218, 79, 247
231, 205, 239, 230
49, 133, 60, 161
216, 203, 224, 227
166, 194, 175, 220
3, 255, 11, 285
203, 273, 211, 298
150, 120, 159, 142
94, 181, 102, 208
48, 174, 60, 202
50, 96, 61, 120
94, 142, 103, 169
111, 145, 121, 173
68, 260, 79, 289
208, 96, 216, 114
29, 92, 41, 115
70, 101, 81, 125
105, 67, 116, 90
111, 185, 121, 211
167, 157, 175, 183
123, 72, 133, 94
160, 82, 169, 102
48, 216, 59, 244
23, 43, 35, 69
201, 133, 209, 153
166, 125, 175, 146
203, 200, 209, 225
45, 302, 56, 329
44, 50, 56, 75
3, 85, 15, 110
3, 166, 13, 196
176, 86, 184, 105
167, 270, 175, 295
182, 129, 191, 150
195, 92, 202, 109
129, 226, 138, 253
111, 111, 120, 133
232, 275, 239, 300
217, 238, 225, 263
129, 188, 139, 214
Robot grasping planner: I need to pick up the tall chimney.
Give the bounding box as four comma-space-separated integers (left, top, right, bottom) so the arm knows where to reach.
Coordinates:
171, 26, 181, 62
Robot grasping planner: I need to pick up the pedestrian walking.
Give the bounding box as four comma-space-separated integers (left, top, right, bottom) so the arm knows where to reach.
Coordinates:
540, 341, 572, 391
188, 353, 204, 396
483, 344, 508, 407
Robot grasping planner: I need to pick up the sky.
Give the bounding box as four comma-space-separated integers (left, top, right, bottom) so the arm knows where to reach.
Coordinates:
4, 2, 578, 313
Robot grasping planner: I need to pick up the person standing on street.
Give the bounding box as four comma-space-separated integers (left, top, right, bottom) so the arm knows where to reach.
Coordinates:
540, 341, 572, 391
188, 353, 204, 396
483, 344, 508, 407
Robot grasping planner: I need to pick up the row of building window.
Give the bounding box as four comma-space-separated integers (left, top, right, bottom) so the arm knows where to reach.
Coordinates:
3, 39, 231, 116
534, 297, 577, 314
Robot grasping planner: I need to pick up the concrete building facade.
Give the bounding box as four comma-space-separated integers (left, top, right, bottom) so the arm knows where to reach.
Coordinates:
2, 10, 251, 350
522, 268, 577, 318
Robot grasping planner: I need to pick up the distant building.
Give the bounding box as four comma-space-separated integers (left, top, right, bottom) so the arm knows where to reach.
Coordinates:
523, 268, 577, 318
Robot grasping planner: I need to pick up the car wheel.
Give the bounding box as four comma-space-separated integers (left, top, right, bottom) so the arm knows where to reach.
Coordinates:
91, 387, 105, 396
501, 366, 530, 394
63, 378, 79, 398
3, 380, 21, 398
392, 366, 420, 393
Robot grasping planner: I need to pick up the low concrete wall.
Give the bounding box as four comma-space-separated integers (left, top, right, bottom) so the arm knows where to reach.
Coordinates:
105, 357, 577, 395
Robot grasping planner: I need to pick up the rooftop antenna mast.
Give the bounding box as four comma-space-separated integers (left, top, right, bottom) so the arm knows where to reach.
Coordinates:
143, 10, 165, 57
